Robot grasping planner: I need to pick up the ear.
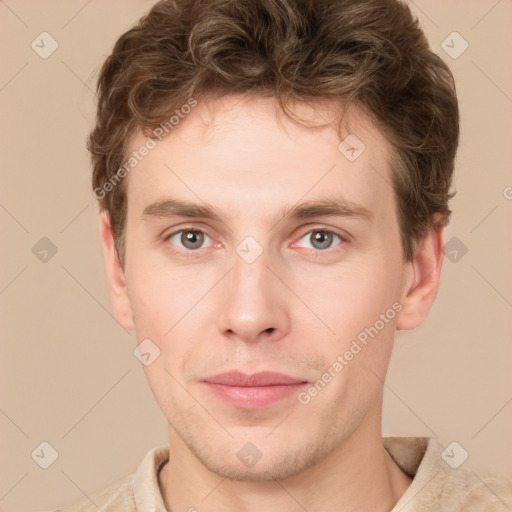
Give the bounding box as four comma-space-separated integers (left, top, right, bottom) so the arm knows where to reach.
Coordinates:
396, 226, 445, 330
98, 210, 135, 331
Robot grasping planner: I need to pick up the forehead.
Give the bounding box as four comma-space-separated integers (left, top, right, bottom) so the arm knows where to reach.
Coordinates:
124, 95, 396, 223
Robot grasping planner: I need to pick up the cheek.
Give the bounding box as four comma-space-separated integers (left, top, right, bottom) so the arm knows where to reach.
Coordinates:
126, 263, 214, 381
290, 256, 401, 340
127, 258, 209, 334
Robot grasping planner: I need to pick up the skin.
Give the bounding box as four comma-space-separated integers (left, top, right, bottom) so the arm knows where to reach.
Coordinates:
99, 94, 445, 512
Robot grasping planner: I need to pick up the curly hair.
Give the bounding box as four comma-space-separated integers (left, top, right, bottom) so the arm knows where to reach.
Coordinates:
88, 0, 459, 267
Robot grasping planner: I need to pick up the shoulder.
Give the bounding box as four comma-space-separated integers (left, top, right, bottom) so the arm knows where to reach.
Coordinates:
55, 473, 136, 511
54, 444, 169, 512
385, 437, 512, 511
423, 438, 512, 510
441, 467, 512, 511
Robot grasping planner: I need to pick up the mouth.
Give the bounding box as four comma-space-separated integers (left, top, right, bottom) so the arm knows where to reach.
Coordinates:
201, 371, 309, 409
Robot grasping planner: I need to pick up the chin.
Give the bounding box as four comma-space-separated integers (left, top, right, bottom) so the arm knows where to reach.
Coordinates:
192, 441, 323, 482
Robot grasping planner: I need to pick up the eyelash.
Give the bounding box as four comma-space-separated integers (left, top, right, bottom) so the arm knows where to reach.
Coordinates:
164, 226, 348, 256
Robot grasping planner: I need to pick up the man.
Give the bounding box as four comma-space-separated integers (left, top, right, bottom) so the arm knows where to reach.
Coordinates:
58, 0, 512, 510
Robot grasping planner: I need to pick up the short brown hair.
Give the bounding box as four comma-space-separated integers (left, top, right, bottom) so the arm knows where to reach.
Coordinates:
88, 0, 459, 267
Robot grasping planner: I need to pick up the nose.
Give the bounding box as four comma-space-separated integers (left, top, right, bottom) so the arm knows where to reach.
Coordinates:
216, 244, 290, 344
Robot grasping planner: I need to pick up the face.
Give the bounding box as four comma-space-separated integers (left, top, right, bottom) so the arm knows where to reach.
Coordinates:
105, 95, 432, 481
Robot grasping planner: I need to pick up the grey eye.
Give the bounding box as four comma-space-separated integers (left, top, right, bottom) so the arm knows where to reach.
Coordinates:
310, 231, 335, 250
296, 230, 342, 250
168, 230, 210, 250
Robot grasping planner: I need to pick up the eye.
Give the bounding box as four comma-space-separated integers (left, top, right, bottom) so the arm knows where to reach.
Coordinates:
166, 229, 213, 251
295, 229, 344, 251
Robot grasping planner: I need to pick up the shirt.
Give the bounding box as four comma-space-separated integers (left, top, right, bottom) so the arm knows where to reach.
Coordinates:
55, 436, 512, 511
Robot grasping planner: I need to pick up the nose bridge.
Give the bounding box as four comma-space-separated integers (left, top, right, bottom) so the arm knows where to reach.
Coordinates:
216, 235, 288, 342
229, 238, 273, 311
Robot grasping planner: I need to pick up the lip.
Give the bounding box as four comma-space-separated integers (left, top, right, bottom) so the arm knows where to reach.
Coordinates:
203, 371, 306, 386
202, 371, 308, 409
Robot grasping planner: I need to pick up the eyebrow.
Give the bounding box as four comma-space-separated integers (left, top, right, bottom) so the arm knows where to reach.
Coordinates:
142, 197, 373, 223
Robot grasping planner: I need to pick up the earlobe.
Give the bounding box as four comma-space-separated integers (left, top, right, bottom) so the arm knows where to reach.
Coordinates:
396, 227, 445, 331
98, 211, 135, 331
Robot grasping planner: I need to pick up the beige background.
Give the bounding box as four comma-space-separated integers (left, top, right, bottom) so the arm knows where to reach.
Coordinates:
0, 1, 511, 510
